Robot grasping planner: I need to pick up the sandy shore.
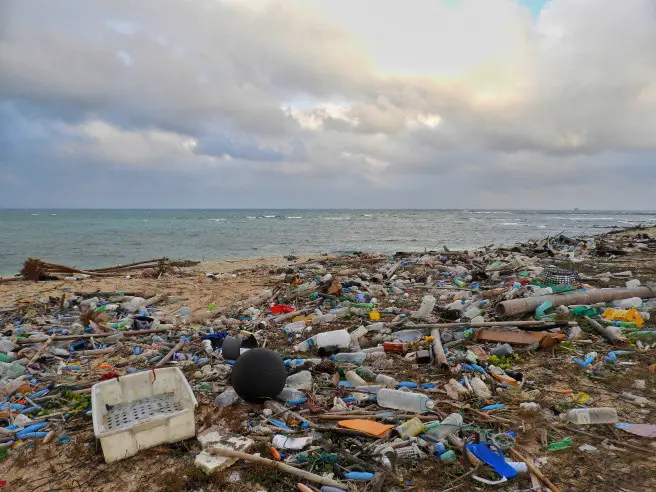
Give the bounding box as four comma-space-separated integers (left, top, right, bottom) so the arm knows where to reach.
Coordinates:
0, 226, 654, 492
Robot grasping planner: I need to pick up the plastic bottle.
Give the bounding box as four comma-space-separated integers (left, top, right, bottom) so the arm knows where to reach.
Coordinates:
202, 339, 214, 355
315, 330, 350, 348
366, 322, 386, 332
463, 306, 481, 319
565, 407, 618, 425
489, 344, 513, 357
333, 352, 366, 364
396, 417, 424, 438
349, 325, 368, 341
376, 389, 434, 413
283, 321, 307, 334
424, 412, 463, 440
215, 387, 239, 407
286, 371, 313, 390
345, 370, 368, 387
611, 297, 642, 309
446, 300, 466, 311
312, 314, 336, 325
278, 386, 305, 401
0, 362, 25, 378
411, 295, 436, 320
375, 374, 398, 388
470, 376, 492, 399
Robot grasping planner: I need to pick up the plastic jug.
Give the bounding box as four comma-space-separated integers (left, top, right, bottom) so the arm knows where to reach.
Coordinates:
565, 407, 618, 425
411, 295, 436, 320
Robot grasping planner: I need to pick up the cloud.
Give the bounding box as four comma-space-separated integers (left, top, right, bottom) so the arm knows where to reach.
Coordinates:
1, 0, 655, 209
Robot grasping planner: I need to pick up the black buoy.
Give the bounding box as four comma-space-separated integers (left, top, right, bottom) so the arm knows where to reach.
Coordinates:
231, 348, 286, 404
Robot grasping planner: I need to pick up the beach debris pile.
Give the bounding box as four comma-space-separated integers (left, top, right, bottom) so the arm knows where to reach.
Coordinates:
0, 228, 655, 491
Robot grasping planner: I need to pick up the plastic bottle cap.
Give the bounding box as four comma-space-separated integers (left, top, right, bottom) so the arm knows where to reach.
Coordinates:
425, 400, 435, 410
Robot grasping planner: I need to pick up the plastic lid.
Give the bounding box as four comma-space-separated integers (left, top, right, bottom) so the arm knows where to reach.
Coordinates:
425, 400, 435, 410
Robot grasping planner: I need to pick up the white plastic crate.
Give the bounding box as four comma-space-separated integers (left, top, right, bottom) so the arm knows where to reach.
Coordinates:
92, 367, 197, 463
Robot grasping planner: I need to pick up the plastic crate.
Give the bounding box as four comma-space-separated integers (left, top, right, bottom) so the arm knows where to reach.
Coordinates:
92, 367, 197, 463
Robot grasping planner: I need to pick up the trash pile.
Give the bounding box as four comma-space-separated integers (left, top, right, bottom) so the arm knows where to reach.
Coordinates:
0, 227, 655, 491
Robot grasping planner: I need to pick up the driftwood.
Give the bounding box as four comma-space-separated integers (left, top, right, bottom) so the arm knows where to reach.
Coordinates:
207, 448, 347, 489
508, 448, 562, 492
497, 286, 655, 316
156, 340, 185, 367
15, 325, 183, 344
19, 257, 199, 281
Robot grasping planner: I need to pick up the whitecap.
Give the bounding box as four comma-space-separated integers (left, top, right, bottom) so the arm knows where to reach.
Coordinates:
286, 216, 302, 219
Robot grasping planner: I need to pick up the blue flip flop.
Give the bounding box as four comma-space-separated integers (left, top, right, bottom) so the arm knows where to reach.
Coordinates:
465, 442, 518, 479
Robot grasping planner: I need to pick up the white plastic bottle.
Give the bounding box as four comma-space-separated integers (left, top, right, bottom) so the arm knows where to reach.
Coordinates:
375, 374, 398, 388
424, 412, 463, 440
202, 339, 214, 355
315, 330, 351, 348
565, 407, 618, 425
376, 389, 434, 413
411, 295, 436, 320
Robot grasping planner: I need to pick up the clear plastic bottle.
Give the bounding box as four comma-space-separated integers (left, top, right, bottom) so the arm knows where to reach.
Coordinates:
333, 352, 366, 363
424, 412, 463, 440
345, 370, 368, 387
283, 321, 307, 334
312, 314, 336, 325
565, 407, 618, 425
463, 306, 481, 319
376, 389, 434, 413
278, 386, 305, 401
349, 326, 368, 341
411, 295, 436, 320
286, 371, 313, 390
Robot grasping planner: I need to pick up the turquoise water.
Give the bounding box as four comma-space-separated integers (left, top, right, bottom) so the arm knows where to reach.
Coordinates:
1, 209, 655, 275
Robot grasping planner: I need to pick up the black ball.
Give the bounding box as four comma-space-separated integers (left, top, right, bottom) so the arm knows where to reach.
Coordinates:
231, 348, 287, 404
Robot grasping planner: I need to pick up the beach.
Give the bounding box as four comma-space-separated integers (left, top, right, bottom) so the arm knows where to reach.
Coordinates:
0, 227, 654, 491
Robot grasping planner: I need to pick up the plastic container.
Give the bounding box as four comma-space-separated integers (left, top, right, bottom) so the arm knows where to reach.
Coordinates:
91, 367, 197, 463
349, 325, 368, 341
411, 295, 436, 320
565, 407, 618, 425
202, 339, 214, 355
424, 412, 463, 440
376, 389, 434, 413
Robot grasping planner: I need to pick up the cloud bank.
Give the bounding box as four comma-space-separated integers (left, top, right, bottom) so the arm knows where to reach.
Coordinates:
1, 0, 655, 209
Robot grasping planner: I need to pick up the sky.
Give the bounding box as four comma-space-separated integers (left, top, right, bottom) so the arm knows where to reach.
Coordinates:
1, 0, 655, 210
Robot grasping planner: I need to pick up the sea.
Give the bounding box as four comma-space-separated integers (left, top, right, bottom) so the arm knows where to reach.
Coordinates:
1, 209, 655, 276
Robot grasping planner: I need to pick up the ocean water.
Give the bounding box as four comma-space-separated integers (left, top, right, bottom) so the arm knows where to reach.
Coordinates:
0, 209, 655, 275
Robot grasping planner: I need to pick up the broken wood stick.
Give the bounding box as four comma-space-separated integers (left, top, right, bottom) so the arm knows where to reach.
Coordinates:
508, 448, 561, 492
156, 340, 185, 367
431, 328, 449, 369
207, 448, 347, 490
15, 325, 183, 344
28, 335, 56, 365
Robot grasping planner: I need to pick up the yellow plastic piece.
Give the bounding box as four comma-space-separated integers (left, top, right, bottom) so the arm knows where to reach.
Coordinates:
369, 311, 380, 321
601, 308, 644, 328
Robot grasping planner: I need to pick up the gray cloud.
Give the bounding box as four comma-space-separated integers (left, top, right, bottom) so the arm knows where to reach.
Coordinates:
1, 0, 655, 209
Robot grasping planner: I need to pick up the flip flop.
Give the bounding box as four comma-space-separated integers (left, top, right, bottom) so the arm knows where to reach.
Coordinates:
465, 442, 518, 479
